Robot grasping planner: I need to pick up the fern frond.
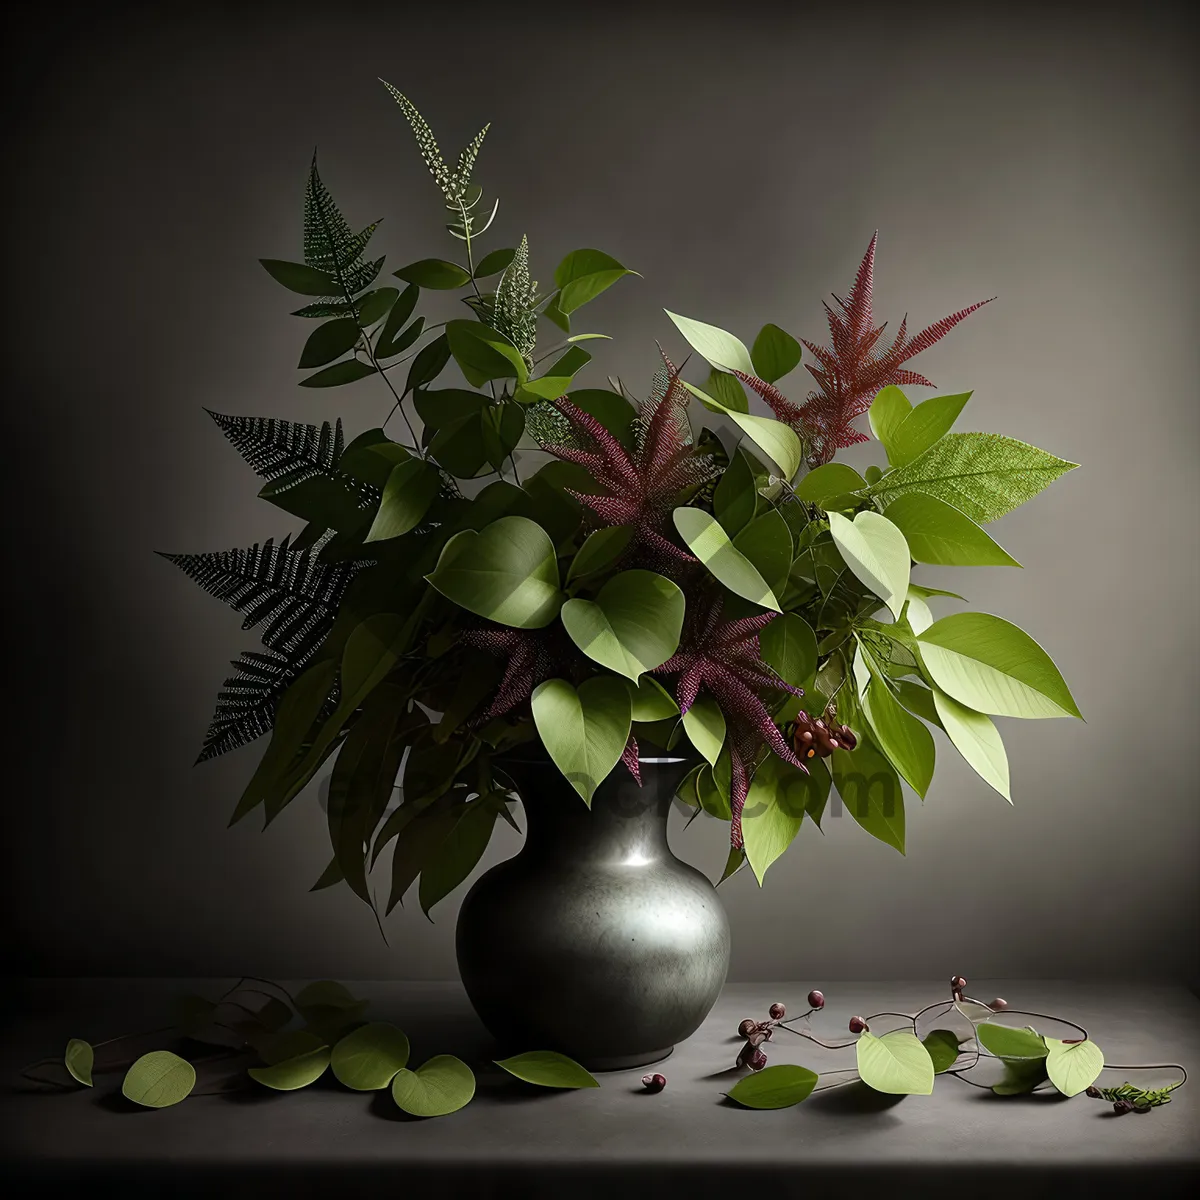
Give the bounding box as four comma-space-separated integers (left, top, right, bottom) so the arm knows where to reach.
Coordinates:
158, 537, 364, 659
492, 235, 538, 364
381, 81, 458, 198
304, 155, 384, 302
452, 123, 490, 198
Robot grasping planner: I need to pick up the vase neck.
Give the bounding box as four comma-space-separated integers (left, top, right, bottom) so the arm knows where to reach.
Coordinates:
498, 756, 695, 865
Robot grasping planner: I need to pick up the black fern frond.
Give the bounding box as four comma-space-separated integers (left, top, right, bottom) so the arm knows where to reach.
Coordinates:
205, 411, 377, 507
158, 536, 364, 659
304, 156, 384, 302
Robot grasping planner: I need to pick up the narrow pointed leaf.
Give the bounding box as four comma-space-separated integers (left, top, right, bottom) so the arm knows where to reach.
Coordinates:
494, 1050, 600, 1088
682, 381, 802, 480
394, 259, 471, 289
884, 493, 1019, 567
365, 459, 441, 542
681, 695, 726, 766
673, 508, 780, 611
664, 310, 754, 374
889, 392, 972, 466
932, 686, 1010, 801
726, 1063, 818, 1108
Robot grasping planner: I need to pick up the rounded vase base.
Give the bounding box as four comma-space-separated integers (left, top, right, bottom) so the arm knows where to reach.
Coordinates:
580, 1045, 674, 1072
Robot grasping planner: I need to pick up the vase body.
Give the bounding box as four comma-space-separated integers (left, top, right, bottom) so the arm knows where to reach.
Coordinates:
455, 753, 730, 1070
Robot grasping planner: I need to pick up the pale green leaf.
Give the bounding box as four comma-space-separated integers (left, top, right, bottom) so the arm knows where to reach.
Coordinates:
868, 385, 912, 450
827, 510, 911, 620
627, 675, 679, 722
672, 508, 780, 610
861, 670, 935, 798
884, 492, 1020, 567
743, 754, 822, 883
1045, 1037, 1104, 1097
976, 1023, 1047, 1061
682, 381, 802, 481
391, 1055, 476, 1116
664, 310, 755, 374
856, 1030, 934, 1094
795, 462, 868, 507
65, 1038, 94, 1087
518, 346, 592, 400
494, 1050, 600, 1088
932, 686, 1011, 801
725, 1063, 818, 1108
530, 677, 631, 805
681, 696, 726, 767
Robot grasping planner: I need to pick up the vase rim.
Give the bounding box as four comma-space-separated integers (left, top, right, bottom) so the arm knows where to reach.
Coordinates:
497, 747, 696, 767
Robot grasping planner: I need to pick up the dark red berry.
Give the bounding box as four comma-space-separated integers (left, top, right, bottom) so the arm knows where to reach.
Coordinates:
1085, 1086, 1102, 1099
807, 989, 825, 1009
849, 1015, 868, 1034
748, 1047, 768, 1071
738, 1018, 756, 1038
641, 1073, 666, 1093
769, 1002, 786, 1020
989, 997, 1008, 1011
951, 975, 967, 991
1112, 1100, 1133, 1115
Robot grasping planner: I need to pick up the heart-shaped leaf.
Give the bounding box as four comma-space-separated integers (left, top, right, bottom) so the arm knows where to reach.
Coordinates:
627, 675, 679, 722
918, 613, 1081, 719
391, 1054, 477, 1117
1044, 1038, 1104, 1097
330, 1022, 411, 1091
827, 510, 911, 620
726, 1063, 818, 1108
426, 515, 564, 628
681, 696, 726, 766
494, 1050, 600, 1088
122, 1051, 197, 1108
673, 508, 780, 611
856, 1030, 934, 1095
64, 1038, 94, 1087
561, 569, 684, 681
248, 1047, 332, 1091
531, 676, 632, 805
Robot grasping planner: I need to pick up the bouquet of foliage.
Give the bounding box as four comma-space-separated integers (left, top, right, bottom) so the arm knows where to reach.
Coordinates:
163, 84, 1080, 917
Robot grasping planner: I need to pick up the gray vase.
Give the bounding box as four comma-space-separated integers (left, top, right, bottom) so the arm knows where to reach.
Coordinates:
455, 752, 731, 1070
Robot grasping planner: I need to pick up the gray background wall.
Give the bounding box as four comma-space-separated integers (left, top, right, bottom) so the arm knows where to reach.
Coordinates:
6, 2, 1197, 983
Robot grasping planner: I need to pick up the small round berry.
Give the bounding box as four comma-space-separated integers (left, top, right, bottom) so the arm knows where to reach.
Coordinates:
738, 1018, 756, 1038
748, 1047, 768, 1071
989, 997, 1008, 1011
849, 1015, 868, 1034
807, 989, 825, 1009
1112, 1099, 1133, 1115
641, 1072, 667, 1093
769, 1002, 786, 1020
951, 975, 967, 991
1085, 1086, 1102, 1099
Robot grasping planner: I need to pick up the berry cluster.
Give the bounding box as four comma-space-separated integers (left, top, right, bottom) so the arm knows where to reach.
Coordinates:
787, 709, 857, 761
735, 992, 824, 1070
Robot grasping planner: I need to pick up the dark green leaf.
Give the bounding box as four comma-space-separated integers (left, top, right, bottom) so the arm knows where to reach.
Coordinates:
726, 1063, 818, 1108
922, 1029, 962, 1074
480, 402, 525, 472
366, 459, 441, 542
122, 1051, 196, 1107
567, 525, 633, 582
65, 1038, 94, 1087
446, 319, 528, 387
260, 258, 338, 296
830, 734, 905, 853
248, 1047, 331, 1091
554, 248, 637, 314
414, 388, 490, 432
300, 359, 376, 388
391, 1055, 476, 1116
473, 247, 516, 279
298, 317, 361, 368
494, 1050, 600, 1088
418, 800, 500, 916
387, 803, 460, 913
759, 613, 817, 690
330, 1022, 411, 1090
394, 259, 472, 289
712, 447, 760, 535
732, 508, 793, 598
705, 367, 748, 413
405, 333, 451, 395
519, 347, 592, 401
568, 388, 637, 448
377, 314, 425, 360
375, 282, 419, 356
356, 287, 399, 327
750, 323, 802, 383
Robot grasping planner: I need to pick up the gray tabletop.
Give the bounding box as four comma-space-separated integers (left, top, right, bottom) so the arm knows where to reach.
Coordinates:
3, 979, 1197, 1197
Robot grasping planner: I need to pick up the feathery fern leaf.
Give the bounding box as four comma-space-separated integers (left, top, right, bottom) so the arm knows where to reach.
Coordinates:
492, 235, 538, 365
158, 536, 365, 659
303, 155, 384, 308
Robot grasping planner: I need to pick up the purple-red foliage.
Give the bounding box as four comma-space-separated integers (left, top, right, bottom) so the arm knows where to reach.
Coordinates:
460, 624, 576, 722
653, 598, 806, 849
736, 233, 992, 465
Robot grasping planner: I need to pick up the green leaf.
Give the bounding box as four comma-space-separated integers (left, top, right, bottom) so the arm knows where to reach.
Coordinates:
869, 432, 1077, 523
743, 754, 820, 883
377, 314, 425, 360
375, 283, 418, 353
64, 1038, 94, 1087
568, 389, 637, 447
712, 446, 759, 535
992, 1059, 1050, 1095
561, 569, 684, 681
696, 759, 732, 820
922, 1029, 962, 1074
976, 1023, 1048, 1061
681, 696, 726, 767
884, 493, 1019, 567
494, 1050, 600, 1088
256, 1030, 327, 1065
414, 388, 489, 433
932, 686, 1010, 801
567, 525, 633, 582
627, 675, 679, 722
391, 1055, 476, 1117
260, 258, 337, 296
795, 462, 867, 505
474, 247, 516, 279
387, 806, 460, 913
750, 323, 802, 383
732, 509, 793, 598
298, 317, 361, 369
405, 333, 451, 395
868, 385, 912, 450
672, 508, 780, 611
1045, 1038, 1105, 1097
356, 287, 399, 327
759, 613, 817, 690
862, 675, 935, 798
827, 510, 911, 620
726, 1063, 818, 1109
918, 612, 1081, 719
394, 259, 471, 289
541, 290, 570, 332
446, 319, 528, 387
518, 346, 591, 401
567, 333, 611, 343
330, 1022, 411, 1091
365, 459, 441, 542
247, 1047, 332, 1091
122, 1051, 197, 1108
889, 392, 972, 467
830, 736, 905, 853
664, 310, 754, 374
418, 800, 500, 915
481, 402, 526, 472
682, 381, 802, 481
856, 1030, 934, 1095
555, 249, 637, 314
300, 359, 376, 388
426, 515, 563, 628
531, 676, 632, 805
705, 368, 749, 413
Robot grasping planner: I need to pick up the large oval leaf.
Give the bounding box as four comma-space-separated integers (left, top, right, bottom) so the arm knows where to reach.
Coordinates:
931, 686, 1010, 801
743, 754, 824, 884
976, 1023, 1047, 1061
918, 612, 1081, 719
494, 1050, 599, 1088
298, 317, 360, 368
1044, 1037, 1104, 1097
391, 1055, 476, 1116
759, 613, 817, 690
65, 1038, 94, 1087
330, 1022, 411, 1091
682, 380, 802, 481
726, 1063, 818, 1108
750, 323, 802, 383
795, 462, 867, 506
560, 570, 684, 681
426, 515, 563, 628
366, 459, 441, 542
393, 259, 472, 289
827, 510, 911, 621
681, 695, 726, 767
673, 508, 780, 611
122, 1051, 197, 1108
733, 509, 793, 597
922, 1029, 962, 1074
856, 1030, 934, 1095
883, 493, 1019, 567
247, 1046, 332, 1091
445, 319, 528, 387
555, 249, 637, 314
665, 311, 755, 374
868, 385, 912, 450
531, 677, 631, 805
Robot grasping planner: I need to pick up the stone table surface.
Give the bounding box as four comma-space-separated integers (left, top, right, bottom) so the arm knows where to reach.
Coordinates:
2, 979, 1197, 1197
